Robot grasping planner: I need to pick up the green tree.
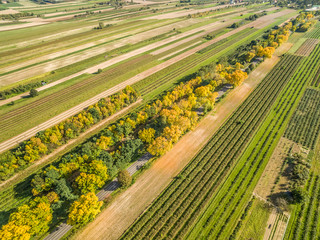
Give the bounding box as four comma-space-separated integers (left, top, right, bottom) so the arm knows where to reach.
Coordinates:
29, 89, 39, 97
118, 169, 132, 188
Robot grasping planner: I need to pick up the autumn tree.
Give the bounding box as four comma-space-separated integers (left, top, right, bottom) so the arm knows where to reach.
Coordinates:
162, 125, 182, 143
75, 160, 108, 194
226, 70, 248, 86
138, 128, 155, 144
147, 137, 173, 156
67, 192, 102, 226
96, 136, 113, 150
245, 52, 255, 62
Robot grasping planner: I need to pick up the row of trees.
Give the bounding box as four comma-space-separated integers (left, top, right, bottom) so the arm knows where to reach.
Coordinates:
0, 86, 139, 181
225, 12, 317, 70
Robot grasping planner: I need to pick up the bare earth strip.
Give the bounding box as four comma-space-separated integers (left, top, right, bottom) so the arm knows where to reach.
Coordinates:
72, 49, 284, 240
0, 20, 49, 32
0, 11, 293, 153
0, 99, 142, 190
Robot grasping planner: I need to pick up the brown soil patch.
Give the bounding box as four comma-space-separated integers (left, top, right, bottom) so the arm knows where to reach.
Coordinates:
72, 51, 282, 240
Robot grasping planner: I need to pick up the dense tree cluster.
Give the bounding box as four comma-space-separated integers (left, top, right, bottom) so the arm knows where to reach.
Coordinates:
0, 196, 53, 240
0, 86, 139, 180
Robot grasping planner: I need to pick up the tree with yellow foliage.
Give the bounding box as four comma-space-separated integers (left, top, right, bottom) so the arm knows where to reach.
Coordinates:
263, 47, 275, 58
147, 137, 173, 156
162, 125, 182, 143
96, 136, 113, 150
67, 192, 102, 226
76, 160, 108, 194
245, 52, 255, 62
138, 128, 156, 144
226, 70, 248, 86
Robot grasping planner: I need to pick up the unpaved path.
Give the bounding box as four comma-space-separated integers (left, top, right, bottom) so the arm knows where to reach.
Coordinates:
263, 209, 278, 240
0, 99, 142, 191
72, 50, 283, 240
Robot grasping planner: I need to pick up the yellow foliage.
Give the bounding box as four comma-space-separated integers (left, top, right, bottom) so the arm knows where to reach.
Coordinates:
147, 137, 173, 156
138, 128, 156, 144
67, 192, 102, 226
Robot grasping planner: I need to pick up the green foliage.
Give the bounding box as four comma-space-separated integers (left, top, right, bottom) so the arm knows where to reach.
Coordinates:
29, 89, 39, 97
118, 170, 132, 188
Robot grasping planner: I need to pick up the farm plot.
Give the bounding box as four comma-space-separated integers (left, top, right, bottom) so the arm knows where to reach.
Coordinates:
237, 199, 272, 240
136, 28, 257, 95
284, 88, 320, 150
0, 19, 196, 86
310, 67, 320, 87
185, 46, 320, 240
294, 39, 319, 56
0, 54, 156, 143
120, 54, 303, 240
284, 174, 320, 240
304, 22, 320, 39
0, 19, 162, 68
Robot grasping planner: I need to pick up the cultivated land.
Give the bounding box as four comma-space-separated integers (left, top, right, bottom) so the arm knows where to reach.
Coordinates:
1, 1, 320, 240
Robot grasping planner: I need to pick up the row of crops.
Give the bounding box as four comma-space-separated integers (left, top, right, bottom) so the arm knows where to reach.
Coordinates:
284, 88, 320, 149
284, 173, 320, 240
304, 22, 320, 39
120, 54, 303, 240
310, 67, 320, 87
185, 43, 320, 240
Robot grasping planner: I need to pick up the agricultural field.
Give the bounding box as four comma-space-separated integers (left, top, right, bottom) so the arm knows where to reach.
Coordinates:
1, 1, 320, 240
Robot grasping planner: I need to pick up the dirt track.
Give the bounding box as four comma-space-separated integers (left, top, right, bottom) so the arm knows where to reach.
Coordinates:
72, 50, 283, 240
